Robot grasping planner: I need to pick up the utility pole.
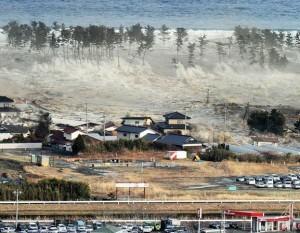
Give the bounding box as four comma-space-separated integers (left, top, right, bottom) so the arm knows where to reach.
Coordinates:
290, 202, 294, 230
102, 112, 106, 142
85, 103, 88, 133
13, 189, 22, 228
197, 208, 202, 233
206, 88, 210, 104
224, 103, 227, 143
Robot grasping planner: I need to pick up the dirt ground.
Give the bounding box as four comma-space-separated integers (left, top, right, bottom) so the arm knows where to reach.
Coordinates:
19, 150, 297, 200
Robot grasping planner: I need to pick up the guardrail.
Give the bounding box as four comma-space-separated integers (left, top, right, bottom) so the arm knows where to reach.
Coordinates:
0, 199, 298, 205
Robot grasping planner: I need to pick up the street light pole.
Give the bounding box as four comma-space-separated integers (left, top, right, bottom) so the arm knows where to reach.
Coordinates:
13, 189, 22, 228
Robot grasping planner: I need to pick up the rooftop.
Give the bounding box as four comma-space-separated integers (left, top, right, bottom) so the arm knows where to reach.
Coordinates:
142, 133, 160, 142
163, 111, 191, 120
155, 134, 200, 147
0, 96, 14, 103
116, 125, 150, 134
121, 116, 153, 120
63, 126, 80, 134
155, 122, 191, 130
0, 124, 29, 134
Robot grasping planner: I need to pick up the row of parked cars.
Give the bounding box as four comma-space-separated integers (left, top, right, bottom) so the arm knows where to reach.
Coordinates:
236, 173, 300, 189
0, 221, 103, 233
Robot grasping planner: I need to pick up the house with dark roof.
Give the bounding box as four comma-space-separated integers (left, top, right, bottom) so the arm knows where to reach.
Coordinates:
155, 111, 191, 135
0, 124, 30, 141
63, 126, 84, 141
116, 125, 159, 140
121, 116, 154, 127
0, 96, 14, 108
154, 134, 202, 150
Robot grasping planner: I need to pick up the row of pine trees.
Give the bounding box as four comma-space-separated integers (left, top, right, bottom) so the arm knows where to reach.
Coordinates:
3, 21, 298, 68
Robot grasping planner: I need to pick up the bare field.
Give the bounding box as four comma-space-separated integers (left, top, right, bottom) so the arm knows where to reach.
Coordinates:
22, 154, 295, 200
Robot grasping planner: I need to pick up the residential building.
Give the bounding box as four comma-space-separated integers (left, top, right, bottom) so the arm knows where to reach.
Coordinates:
0, 96, 14, 108
155, 111, 191, 135
0, 124, 30, 141
155, 134, 202, 150
121, 116, 154, 127
252, 136, 279, 147
116, 125, 158, 140
63, 126, 84, 141
48, 130, 73, 153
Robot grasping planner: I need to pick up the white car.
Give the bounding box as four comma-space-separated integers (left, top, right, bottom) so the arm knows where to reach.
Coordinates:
86, 225, 93, 233
247, 178, 256, 185
274, 182, 283, 188
28, 223, 38, 233
142, 226, 153, 233
93, 222, 102, 230
77, 227, 87, 233
283, 181, 292, 188
288, 174, 298, 181
48, 226, 59, 233
256, 182, 266, 188
1, 226, 15, 233
58, 224, 67, 233
39, 226, 48, 233
66, 224, 76, 233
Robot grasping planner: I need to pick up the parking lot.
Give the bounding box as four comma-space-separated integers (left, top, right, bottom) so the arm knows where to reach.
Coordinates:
236, 173, 300, 189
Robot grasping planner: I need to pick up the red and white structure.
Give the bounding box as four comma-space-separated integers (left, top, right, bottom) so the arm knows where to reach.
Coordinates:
225, 210, 291, 232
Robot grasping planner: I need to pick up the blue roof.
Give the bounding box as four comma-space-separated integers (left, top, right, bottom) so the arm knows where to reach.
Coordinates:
142, 133, 160, 142
116, 125, 149, 134
155, 134, 200, 147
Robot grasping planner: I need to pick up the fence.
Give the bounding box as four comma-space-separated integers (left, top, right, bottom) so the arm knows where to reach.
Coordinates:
0, 143, 42, 150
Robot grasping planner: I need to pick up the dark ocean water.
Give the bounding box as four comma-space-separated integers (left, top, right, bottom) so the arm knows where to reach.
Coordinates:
0, 0, 299, 29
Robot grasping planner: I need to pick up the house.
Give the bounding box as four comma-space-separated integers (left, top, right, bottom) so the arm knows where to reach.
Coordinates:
48, 130, 73, 152
252, 136, 279, 147
76, 122, 102, 132
121, 116, 154, 127
155, 134, 202, 150
155, 111, 191, 135
0, 96, 20, 117
116, 125, 158, 140
0, 124, 30, 141
63, 126, 84, 141
141, 133, 161, 143
0, 96, 14, 108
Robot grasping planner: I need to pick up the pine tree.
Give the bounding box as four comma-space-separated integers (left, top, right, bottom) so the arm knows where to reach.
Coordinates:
198, 34, 208, 57
187, 42, 196, 66
175, 27, 188, 63
159, 24, 170, 44
286, 32, 293, 47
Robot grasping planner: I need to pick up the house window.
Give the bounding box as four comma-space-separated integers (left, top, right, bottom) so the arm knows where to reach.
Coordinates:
135, 134, 139, 138
135, 121, 139, 125
123, 133, 127, 137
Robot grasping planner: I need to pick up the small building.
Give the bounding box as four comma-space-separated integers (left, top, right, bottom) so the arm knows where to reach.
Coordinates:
0, 124, 30, 141
156, 111, 191, 135
0, 96, 14, 108
121, 116, 154, 127
252, 136, 279, 147
155, 134, 202, 150
48, 130, 73, 153
63, 126, 84, 141
116, 125, 158, 140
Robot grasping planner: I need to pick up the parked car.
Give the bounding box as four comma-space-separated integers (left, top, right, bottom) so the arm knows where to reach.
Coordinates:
86, 225, 93, 233
256, 182, 266, 188
48, 226, 59, 233
142, 225, 153, 233
236, 177, 245, 182
93, 221, 102, 230
283, 181, 292, 188
57, 224, 67, 233
27, 223, 38, 233
67, 224, 76, 233
272, 174, 281, 182
39, 226, 48, 233
274, 182, 283, 188
247, 177, 256, 185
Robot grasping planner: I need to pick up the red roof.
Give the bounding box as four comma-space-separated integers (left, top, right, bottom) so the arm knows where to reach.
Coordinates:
258, 216, 290, 222
225, 210, 264, 217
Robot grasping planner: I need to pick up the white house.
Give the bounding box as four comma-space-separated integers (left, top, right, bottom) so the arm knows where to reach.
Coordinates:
121, 116, 154, 127
63, 126, 85, 141
252, 136, 279, 147
116, 125, 159, 140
